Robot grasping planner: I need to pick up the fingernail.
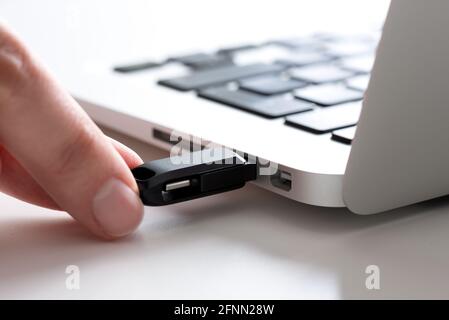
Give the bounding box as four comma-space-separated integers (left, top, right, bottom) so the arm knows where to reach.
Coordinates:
92, 178, 143, 237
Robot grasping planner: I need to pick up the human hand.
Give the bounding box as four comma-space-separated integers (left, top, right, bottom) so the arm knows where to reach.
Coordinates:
0, 23, 144, 239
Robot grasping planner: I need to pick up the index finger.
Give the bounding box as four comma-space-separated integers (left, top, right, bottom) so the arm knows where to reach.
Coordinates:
0, 23, 144, 239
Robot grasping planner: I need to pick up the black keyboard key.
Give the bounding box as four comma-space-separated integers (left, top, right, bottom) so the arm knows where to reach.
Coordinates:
289, 65, 356, 84
331, 126, 357, 144
285, 102, 361, 133
113, 61, 164, 73
325, 42, 375, 58
169, 53, 233, 70
271, 37, 325, 50
158, 63, 284, 91
312, 33, 341, 42
294, 83, 363, 106
345, 75, 370, 92
318, 33, 379, 45
217, 44, 259, 55
198, 87, 313, 118
340, 55, 375, 73
239, 75, 307, 95
275, 52, 334, 67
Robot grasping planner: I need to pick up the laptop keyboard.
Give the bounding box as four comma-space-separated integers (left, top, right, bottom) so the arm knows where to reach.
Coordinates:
293, 83, 363, 106
115, 32, 380, 145
158, 63, 285, 91
198, 86, 313, 118
239, 75, 307, 95
285, 101, 362, 134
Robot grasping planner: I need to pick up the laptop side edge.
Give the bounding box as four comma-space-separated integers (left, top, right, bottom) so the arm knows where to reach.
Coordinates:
343, 0, 449, 214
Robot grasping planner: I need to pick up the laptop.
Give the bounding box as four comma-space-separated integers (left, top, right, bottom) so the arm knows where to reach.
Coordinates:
71, 0, 449, 214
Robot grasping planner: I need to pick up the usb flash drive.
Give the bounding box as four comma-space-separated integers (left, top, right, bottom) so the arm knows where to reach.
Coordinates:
131, 148, 258, 206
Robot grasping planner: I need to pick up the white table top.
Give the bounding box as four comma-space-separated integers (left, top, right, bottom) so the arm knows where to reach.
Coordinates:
2, 128, 449, 299
2, 0, 449, 300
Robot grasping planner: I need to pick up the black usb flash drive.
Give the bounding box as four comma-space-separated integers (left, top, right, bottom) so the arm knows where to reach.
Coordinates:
131, 148, 257, 206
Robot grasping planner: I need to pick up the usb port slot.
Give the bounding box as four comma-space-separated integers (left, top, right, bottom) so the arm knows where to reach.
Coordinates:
153, 128, 204, 151
270, 170, 292, 191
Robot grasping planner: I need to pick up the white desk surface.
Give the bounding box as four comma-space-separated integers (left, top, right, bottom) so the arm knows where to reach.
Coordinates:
2, 0, 449, 300
2, 128, 449, 299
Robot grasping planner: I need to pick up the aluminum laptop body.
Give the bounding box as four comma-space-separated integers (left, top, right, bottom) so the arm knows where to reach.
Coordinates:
4, 0, 446, 214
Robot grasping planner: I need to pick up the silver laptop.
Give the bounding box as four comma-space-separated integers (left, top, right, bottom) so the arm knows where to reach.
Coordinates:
73, 0, 449, 214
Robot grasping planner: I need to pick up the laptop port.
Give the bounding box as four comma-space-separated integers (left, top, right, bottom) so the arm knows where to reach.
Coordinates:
153, 128, 203, 151
153, 128, 180, 146
270, 170, 292, 191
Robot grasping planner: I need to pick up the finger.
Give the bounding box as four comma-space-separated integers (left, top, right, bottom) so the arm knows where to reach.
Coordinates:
0, 23, 143, 239
0, 146, 60, 210
0, 139, 142, 211
108, 137, 143, 169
